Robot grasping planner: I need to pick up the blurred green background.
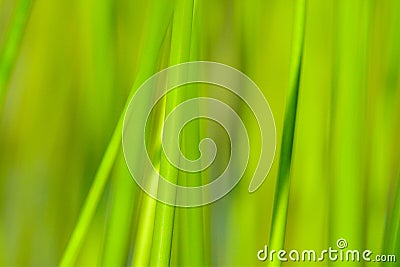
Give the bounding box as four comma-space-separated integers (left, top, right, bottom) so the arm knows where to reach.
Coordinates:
0, 0, 399, 266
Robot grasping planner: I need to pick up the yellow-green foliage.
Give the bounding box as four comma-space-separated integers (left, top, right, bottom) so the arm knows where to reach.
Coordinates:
0, 0, 399, 266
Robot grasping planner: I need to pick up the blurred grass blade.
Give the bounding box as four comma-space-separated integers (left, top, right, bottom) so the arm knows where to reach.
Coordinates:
382, 2, 400, 261
0, 0, 33, 107
59, 1, 175, 265
328, 0, 371, 259
174, 0, 207, 265
393, 176, 400, 267
149, 0, 196, 265
384, 169, 400, 267
101, 153, 139, 266
59, 115, 124, 266
267, 0, 306, 265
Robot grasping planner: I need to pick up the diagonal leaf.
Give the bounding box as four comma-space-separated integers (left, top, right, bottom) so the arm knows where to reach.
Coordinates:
267, 1, 306, 266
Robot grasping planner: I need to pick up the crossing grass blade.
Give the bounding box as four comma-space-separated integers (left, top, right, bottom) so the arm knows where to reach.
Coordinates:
149, 1, 202, 266
1, 0, 400, 266
59, 1, 175, 265
173, 0, 208, 266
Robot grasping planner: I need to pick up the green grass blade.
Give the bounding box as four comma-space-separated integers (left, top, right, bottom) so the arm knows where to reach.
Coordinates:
149, 0, 196, 265
267, 1, 306, 266
59, 1, 174, 265
328, 0, 371, 262
384, 170, 400, 267
174, 1, 206, 263
101, 153, 139, 266
382, 2, 400, 263
0, 0, 33, 107
59, 115, 124, 266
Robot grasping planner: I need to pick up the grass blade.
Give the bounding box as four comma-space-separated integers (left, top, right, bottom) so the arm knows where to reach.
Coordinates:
149, 0, 196, 265
59, 1, 175, 265
101, 153, 139, 266
267, 0, 306, 266
328, 0, 371, 260
173, 5, 207, 264
0, 0, 33, 107
59, 115, 124, 266
384, 169, 400, 267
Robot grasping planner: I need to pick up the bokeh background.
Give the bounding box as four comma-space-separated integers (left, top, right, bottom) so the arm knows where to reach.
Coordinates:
0, 0, 399, 266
